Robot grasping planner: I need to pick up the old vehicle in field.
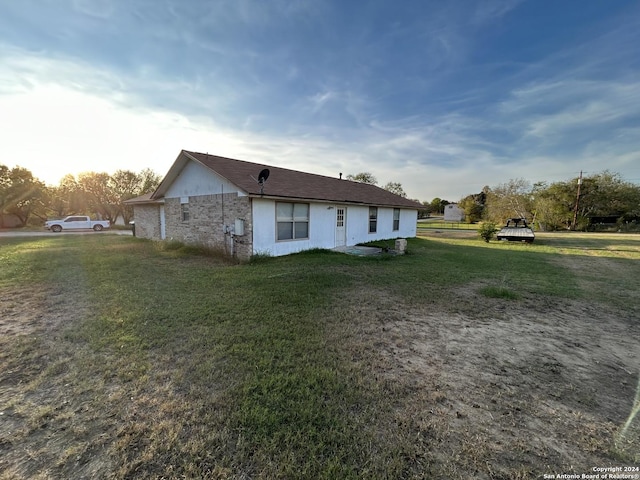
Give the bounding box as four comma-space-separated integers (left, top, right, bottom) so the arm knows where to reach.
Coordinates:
44, 216, 111, 232
496, 218, 535, 243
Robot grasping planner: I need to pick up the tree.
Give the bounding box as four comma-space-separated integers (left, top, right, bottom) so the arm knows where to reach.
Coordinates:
45, 169, 162, 224
138, 168, 162, 195
110, 170, 142, 225
0, 165, 10, 208
48, 174, 85, 218
109, 169, 161, 224
458, 188, 488, 223
346, 172, 378, 185
428, 198, 450, 215
77, 172, 118, 222
530, 171, 640, 231
484, 178, 533, 225
580, 171, 638, 218
0, 166, 47, 226
417, 200, 432, 218
383, 181, 407, 198
531, 181, 574, 231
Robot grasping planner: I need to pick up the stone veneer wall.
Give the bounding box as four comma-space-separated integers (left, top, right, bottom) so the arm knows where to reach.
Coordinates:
132, 204, 161, 240
164, 193, 252, 260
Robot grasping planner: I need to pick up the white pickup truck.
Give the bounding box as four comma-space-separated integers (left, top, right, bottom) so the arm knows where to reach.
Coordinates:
45, 216, 111, 232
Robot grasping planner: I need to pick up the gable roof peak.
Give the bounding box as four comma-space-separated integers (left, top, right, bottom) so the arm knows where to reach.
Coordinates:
156, 150, 421, 209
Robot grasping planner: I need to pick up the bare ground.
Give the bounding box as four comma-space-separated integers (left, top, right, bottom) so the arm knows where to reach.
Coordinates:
335, 286, 640, 478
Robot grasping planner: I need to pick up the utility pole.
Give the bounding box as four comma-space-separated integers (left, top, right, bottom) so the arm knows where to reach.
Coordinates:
571, 170, 583, 230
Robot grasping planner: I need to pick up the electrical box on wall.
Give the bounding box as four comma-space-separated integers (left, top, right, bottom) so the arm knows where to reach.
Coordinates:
234, 218, 245, 236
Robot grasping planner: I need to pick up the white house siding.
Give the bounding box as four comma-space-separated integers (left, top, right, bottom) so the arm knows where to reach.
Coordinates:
165, 160, 243, 198
346, 206, 417, 245
252, 199, 336, 256
252, 199, 417, 257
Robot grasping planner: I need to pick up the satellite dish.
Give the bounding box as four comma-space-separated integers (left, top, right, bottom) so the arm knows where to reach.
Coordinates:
258, 168, 270, 184
255, 168, 270, 195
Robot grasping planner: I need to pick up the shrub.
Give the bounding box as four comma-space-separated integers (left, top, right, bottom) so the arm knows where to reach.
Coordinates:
478, 222, 499, 243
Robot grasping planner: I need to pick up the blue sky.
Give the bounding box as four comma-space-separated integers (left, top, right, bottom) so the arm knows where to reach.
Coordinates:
1, 0, 639, 201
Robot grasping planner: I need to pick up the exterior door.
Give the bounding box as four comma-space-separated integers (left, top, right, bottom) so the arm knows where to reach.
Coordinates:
335, 207, 346, 247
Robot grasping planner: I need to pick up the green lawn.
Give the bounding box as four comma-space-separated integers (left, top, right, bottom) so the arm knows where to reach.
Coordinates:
417, 220, 478, 230
1, 233, 639, 478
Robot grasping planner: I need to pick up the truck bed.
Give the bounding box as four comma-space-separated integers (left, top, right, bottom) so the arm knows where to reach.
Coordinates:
496, 226, 535, 242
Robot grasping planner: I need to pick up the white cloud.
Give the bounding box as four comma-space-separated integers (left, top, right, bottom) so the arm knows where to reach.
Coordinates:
309, 90, 336, 113
0, 84, 251, 185
72, 0, 115, 19
472, 0, 523, 24
2, 12, 638, 207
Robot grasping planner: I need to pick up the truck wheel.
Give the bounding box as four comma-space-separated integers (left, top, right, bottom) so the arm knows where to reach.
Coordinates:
93, 224, 103, 231
51, 225, 62, 233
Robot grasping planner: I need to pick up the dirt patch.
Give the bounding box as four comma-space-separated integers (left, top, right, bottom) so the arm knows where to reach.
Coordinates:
0, 283, 117, 479
0, 287, 65, 338
337, 287, 640, 478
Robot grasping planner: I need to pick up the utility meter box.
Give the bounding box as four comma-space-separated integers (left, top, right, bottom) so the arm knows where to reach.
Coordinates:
234, 218, 245, 236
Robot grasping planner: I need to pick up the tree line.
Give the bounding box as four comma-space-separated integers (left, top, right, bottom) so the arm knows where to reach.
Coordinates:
345, 172, 452, 218
3, 166, 638, 232
456, 171, 640, 231
0, 166, 161, 228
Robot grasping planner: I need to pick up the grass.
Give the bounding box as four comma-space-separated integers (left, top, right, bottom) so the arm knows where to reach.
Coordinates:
479, 285, 521, 300
1, 233, 639, 478
417, 220, 478, 230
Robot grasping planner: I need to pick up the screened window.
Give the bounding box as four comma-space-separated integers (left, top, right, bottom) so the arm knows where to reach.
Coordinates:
393, 208, 400, 231
369, 207, 378, 233
277, 203, 309, 240
181, 203, 190, 222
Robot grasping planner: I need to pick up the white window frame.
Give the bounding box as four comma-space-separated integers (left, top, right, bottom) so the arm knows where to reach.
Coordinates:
276, 202, 309, 241
393, 208, 400, 231
369, 207, 378, 233
181, 202, 189, 222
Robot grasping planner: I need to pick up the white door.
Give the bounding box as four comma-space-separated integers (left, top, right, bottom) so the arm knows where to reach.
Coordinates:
335, 207, 346, 247
160, 205, 166, 239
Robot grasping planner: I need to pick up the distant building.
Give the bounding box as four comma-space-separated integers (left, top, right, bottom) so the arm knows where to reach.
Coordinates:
444, 204, 464, 222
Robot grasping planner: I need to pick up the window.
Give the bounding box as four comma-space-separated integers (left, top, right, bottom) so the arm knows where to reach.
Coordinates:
369, 207, 377, 233
181, 203, 189, 222
277, 202, 309, 240
393, 208, 400, 231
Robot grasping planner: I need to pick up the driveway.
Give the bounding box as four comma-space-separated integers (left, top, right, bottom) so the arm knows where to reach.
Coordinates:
0, 229, 134, 238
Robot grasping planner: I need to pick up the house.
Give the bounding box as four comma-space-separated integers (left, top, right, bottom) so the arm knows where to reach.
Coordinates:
126, 150, 422, 260
444, 203, 465, 222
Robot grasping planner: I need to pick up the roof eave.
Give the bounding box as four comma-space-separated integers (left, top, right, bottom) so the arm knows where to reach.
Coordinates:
248, 193, 419, 209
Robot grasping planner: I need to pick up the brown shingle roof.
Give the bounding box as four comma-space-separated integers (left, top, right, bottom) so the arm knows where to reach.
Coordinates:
123, 192, 158, 205
173, 150, 421, 209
